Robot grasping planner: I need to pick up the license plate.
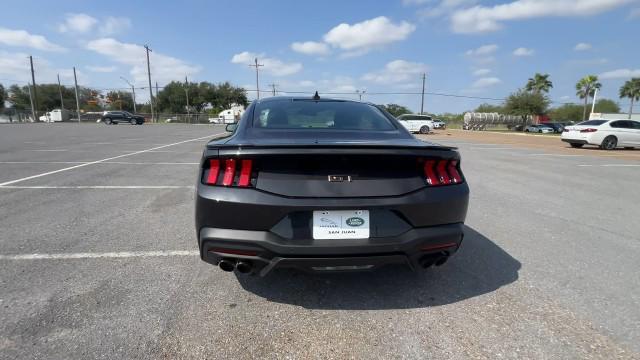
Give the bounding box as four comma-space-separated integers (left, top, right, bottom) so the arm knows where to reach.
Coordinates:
312, 210, 370, 240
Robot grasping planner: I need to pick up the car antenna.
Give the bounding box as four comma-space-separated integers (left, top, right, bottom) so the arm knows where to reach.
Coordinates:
312, 91, 320, 101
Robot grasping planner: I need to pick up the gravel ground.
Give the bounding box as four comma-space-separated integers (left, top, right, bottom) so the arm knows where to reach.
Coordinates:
0, 123, 638, 359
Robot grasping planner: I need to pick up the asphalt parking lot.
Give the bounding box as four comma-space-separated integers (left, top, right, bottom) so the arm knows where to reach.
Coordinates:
1, 124, 639, 359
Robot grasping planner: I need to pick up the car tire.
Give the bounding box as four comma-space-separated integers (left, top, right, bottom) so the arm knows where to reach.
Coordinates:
104, 118, 112, 125
419, 126, 430, 134
525, 129, 529, 132
600, 136, 618, 150
570, 143, 584, 148
130, 118, 137, 125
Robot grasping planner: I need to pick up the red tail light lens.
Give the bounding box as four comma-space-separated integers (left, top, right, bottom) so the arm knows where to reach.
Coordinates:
222, 159, 236, 186
206, 159, 220, 185
580, 128, 598, 133
423, 159, 463, 186
203, 158, 255, 187
238, 160, 253, 187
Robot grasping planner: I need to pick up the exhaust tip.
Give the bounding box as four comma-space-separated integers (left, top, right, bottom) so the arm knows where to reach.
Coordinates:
235, 260, 253, 274
218, 259, 236, 272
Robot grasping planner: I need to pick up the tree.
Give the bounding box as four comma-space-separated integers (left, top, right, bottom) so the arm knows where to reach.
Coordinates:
549, 104, 584, 122
619, 78, 640, 119
504, 89, 550, 130
576, 75, 602, 121
378, 103, 411, 117
525, 73, 553, 94
474, 103, 503, 113
593, 98, 620, 113
0, 84, 6, 110
156, 81, 247, 114
105, 91, 134, 111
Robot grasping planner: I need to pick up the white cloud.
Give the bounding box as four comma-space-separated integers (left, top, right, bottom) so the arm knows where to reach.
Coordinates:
473, 68, 491, 76
0, 27, 65, 52
58, 13, 97, 33
629, 7, 640, 19
451, 0, 634, 34
323, 17, 415, 56
0, 50, 87, 84
513, 47, 534, 56
418, 0, 478, 18
574, 42, 592, 51
471, 77, 501, 88
362, 60, 428, 84
86, 38, 201, 88
291, 41, 330, 56
599, 68, 640, 79
231, 51, 302, 76
465, 44, 498, 56
86, 65, 117, 73
99, 17, 132, 36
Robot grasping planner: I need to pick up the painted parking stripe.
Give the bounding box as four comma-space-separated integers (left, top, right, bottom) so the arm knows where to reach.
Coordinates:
0, 185, 194, 189
0, 133, 221, 187
0, 161, 199, 165
0, 250, 199, 260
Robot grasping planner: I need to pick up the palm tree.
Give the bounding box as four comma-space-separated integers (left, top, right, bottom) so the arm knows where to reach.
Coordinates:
619, 78, 640, 119
576, 75, 602, 121
526, 73, 553, 94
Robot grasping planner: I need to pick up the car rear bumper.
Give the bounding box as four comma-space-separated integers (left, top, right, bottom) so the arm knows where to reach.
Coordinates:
196, 184, 469, 276
561, 138, 588, 144
199, 222, 464, 276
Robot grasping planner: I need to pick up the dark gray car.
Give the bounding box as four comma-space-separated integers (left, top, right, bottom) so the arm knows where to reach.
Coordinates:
101, 111, 145, 125
195, 96, 469, 277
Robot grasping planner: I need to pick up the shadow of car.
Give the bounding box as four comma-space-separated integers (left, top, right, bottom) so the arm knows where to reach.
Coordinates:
235, 226, 520, 310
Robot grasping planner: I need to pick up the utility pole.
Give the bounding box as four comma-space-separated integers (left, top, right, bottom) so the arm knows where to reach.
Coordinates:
144, 44, 154, 122
57, 74, 64, 109
356, 90, 366, 101
29, 55, 38, 119
249, 57, 263, 100
28, 82, 36, 122
73, 67, 81, 124
185, 76, 190, 119
420, 73, 426, 115
120, 76, 136, 113
269, 83, 277, 96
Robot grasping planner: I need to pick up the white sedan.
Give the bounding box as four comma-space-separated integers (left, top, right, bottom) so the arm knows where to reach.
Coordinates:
561, 119, 640, 150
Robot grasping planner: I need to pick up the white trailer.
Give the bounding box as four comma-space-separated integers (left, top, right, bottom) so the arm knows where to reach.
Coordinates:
39, 109, 71, 122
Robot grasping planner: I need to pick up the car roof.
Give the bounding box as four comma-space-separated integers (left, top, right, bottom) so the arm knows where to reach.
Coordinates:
253, 95, 372, 106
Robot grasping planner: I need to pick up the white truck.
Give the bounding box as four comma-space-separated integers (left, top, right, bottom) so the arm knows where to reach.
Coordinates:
396, 114, 435, 134
39, 109, 71, 122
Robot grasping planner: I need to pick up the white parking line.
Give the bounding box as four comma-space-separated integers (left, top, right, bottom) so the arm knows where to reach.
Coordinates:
0, 161, 199, 165
0, 250, 199, 260
0, 133, 221, 187
30, 149, 68, 152
0, 185, 194, 189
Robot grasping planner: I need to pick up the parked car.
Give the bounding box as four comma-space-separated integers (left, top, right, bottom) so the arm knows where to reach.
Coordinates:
540, 123, 564, 133
396, 114, 434, 134
195, 96, 469, 277
101, 111, 144, 125
525, 124, 554, 133
561, 119, 640, 150
433, 119, 446, 129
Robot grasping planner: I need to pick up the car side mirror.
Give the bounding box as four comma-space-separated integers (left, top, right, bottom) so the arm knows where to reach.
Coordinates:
225, 123, 238, 132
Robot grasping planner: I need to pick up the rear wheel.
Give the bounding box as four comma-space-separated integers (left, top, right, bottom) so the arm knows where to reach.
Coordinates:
419, 125, 430, 134
570, 143, 584, 148
600, 136, 617, 150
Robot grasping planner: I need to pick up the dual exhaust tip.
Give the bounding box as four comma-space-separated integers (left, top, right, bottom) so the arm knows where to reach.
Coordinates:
419, 252, 449, 269
219, 258, 253, 273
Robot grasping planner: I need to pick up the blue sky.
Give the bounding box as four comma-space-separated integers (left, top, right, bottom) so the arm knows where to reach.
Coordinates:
1, 0, 639, 113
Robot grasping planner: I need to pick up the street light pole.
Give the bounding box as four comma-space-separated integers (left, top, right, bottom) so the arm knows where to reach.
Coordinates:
420, 73, 426, 115
57, 74, 64, 109
29, 55, 38, 119
73, 67, 81, 124
120, 76, 136, 113
185, 76, 190, 119
144, 44, 154, 121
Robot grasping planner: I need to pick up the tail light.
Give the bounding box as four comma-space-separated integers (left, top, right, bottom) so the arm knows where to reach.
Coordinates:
203, 158, 255, 187
423, 159, 463, 186
580, 128, 598, 133
562, 128, 570, 132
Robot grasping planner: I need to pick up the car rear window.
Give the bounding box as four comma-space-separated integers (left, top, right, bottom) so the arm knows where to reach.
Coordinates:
577, 120, 607, 126
253, 100, 395, 130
